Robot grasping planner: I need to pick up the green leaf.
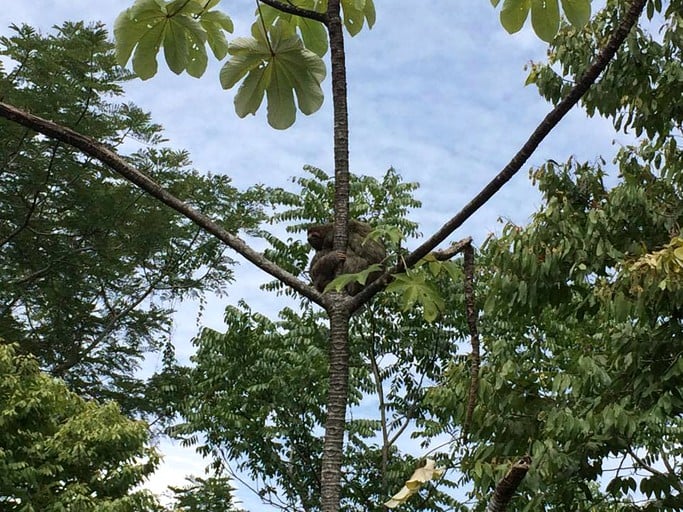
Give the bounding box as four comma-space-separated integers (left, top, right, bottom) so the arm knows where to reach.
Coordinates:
299, 17, 329, 57
163, 20, 188, 74
385, 272, 445, 322
341, 0, 376, 36
114, 0, 159, 67
132, 21, 165, 79
200, 11, 233, 59
267, 61, 297, 129
219, 37, 268, 89
673, 246, 683, 262
531, 0, 560, 42
234, 65, 269, 117
114, 0, 230, 79
500, 0, 531, 34
560, 0, 591, 27
220, 21, 325, 129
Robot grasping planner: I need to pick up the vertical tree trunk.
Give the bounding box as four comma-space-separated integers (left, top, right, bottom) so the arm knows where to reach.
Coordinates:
321, 1, 352, 511
327, 0, 350, 252
320, 304, 351, 512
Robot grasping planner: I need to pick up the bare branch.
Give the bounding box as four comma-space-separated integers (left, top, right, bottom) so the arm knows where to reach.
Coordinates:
432, 236, 472, 261
258, 0, 327, 24
0, 101, 324, 306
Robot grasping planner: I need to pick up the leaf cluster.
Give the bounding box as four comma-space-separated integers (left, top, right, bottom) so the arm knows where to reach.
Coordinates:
114, 0, 376, 128
526, 0, 683, 143
492, 0, 592, 42
428, 141, 683, 509
0, 343, 161, 511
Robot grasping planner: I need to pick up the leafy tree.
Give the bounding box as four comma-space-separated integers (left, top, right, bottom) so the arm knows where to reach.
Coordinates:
427, 2, 683, 509
0, 0, 667, 511
0, 343, 161, 511
0, 22, 264, 416
180, 167, 464, 510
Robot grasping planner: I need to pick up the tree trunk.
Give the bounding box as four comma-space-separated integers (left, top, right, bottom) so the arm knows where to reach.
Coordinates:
320, 304, 351, 511
320, 1, 352, 510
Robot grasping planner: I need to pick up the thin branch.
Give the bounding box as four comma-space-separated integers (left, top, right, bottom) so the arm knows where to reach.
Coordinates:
257, 0, 327, 24
0, 101, 324, 306
367, 324, 390, 485
432, 236, 472, 261
462, 243, 480, 441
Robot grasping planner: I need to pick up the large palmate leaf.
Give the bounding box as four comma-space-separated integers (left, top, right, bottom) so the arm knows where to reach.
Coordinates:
219, 21, 326, 129
259, 0, 329, 57
114, 0, 232, 79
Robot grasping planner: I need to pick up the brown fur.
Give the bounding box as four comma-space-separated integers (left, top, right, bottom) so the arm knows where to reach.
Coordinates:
307, 220, 385, 294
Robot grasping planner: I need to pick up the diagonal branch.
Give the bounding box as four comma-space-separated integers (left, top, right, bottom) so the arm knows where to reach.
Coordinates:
348, 0, 648, 312
258, 0, 327, 24
0, 101, 324, 306
404, 0, 647, 268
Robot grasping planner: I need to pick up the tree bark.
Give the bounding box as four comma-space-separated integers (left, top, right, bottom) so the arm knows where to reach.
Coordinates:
486, 456, 532, 512
320, 1, 353, 511
320, 303, 351, 512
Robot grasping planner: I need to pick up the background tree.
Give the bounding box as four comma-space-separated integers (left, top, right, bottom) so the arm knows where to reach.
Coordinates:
0, 343, 161, 511
427, 1, 683, 509
0, 22, 265, 417
166, 475, 244, 512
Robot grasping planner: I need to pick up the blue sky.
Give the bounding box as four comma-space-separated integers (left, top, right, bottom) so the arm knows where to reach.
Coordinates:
1, 1, 629, 509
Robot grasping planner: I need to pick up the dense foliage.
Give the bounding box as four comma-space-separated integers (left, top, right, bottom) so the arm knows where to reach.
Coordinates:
0, 343, 160, 511
0, 22, 264, 415
427, 2, 683, 509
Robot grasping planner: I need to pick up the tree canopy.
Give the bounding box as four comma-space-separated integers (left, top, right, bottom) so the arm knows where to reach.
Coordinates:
0, 1, 681, 511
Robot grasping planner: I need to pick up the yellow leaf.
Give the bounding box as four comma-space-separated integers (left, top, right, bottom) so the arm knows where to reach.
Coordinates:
384, 459, 445, 508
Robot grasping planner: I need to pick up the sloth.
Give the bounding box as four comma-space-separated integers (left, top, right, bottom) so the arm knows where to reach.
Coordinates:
307, 220, 386, 294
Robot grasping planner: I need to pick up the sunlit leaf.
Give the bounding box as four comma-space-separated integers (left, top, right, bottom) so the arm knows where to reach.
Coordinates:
341, 0, 376, 36
220, 21, 325, 129
560, 0, 591, 27
200, 10, 234, 60
114, 0, 231, 79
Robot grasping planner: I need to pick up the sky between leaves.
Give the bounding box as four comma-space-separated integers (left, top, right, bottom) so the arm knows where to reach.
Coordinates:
0, 1, 629, 509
